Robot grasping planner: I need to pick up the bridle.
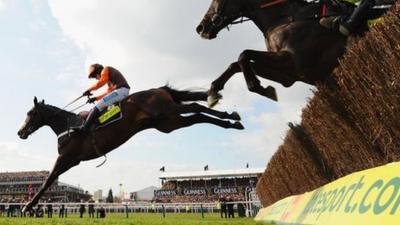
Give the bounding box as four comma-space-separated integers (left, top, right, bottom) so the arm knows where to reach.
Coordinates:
24, 102, 84, 137
21, 108, 45, 137
211, 0, 289, 28
210, 0, 246, 27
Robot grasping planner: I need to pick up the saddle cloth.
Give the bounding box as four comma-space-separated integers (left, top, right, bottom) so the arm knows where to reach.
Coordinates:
79, 102, 123, 130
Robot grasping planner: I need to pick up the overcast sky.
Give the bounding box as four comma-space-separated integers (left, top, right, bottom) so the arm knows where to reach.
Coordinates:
0, 0, 313, 196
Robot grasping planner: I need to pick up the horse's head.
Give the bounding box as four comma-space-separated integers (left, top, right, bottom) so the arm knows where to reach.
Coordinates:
17, 97, 46, 140
196, 0, 245, 39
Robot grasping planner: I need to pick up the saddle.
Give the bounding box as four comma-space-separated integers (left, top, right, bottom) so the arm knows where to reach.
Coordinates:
58, 103, 123, 149
79, 102, 123, 130
291, 0, 354, 22
293, 0, 390, 35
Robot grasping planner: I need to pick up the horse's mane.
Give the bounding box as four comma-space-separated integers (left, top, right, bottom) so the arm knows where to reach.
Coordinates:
40, 103, 77, 118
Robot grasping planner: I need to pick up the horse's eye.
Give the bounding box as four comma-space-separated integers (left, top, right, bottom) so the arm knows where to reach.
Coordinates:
28, 111, 36, 117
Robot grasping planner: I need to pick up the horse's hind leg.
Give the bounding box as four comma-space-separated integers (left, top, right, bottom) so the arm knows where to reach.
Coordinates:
23, 155, 79, 212
180, 91, 208, 102
156, 114, 244, 133
172, 103, 241, 121
238, 50, 297, 101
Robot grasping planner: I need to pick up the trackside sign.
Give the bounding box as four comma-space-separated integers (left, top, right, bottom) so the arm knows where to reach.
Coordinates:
255, 162, 400, 225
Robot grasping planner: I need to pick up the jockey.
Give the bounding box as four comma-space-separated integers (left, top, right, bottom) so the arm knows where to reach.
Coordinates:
77, 63, 130, 132
320, 0, 376, 36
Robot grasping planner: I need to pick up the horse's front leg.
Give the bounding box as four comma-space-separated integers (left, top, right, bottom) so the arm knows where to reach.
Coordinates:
22, 155, 79, 212
237, 49, 297, 101
208, 62, 241, 107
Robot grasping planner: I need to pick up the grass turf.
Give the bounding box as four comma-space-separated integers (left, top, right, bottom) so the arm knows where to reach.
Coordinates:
0, 213, 267, 225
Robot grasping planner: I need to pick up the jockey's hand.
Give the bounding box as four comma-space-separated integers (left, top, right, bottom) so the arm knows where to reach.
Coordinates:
87, 97, 96, 104
83, 90, 92, 96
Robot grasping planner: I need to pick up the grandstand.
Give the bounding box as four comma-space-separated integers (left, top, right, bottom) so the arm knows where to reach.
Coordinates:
0, 171, 90, 203
153, 168, 263, 203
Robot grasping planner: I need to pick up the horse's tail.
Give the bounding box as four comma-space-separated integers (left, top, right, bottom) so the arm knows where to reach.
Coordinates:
161, 85, 208, 104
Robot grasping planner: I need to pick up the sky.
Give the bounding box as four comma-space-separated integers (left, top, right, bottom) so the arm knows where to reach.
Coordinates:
0, 0, 314, 196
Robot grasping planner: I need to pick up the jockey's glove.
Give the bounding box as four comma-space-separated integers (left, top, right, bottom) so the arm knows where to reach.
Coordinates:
87, 97, 96, 104
83, 90, 92, 96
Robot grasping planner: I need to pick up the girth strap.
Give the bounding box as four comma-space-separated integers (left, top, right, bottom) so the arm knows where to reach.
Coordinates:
90, 131, 107, 168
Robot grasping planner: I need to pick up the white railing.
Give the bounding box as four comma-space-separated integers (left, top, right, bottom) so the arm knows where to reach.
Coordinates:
0, 201, 261, 217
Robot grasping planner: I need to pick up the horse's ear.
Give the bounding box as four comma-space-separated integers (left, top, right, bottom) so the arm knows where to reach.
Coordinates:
41, 100, 45, 104
34, 97, 38, 106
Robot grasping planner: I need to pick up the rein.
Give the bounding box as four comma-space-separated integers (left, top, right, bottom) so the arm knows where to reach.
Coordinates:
260, 0, 288, 9
48, 95, 90, 120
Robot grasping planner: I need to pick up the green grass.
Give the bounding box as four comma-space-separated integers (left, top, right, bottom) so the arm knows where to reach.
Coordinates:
0, 213, 268, 225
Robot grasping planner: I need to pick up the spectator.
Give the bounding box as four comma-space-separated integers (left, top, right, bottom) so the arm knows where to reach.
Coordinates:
220, 196, 227, 218
46, 199, 53, 218
98, 207, 106, 218
7, 199, 14, 217
88, 199, 95, 218
15, 203, 21, 217
79, 200, 85, 218
19, 200, 26, 218
237, 203, 246, 218
36, 205, 44, 218
185, 205, 191, 213
227, 197, 235, 218
59, 204, 65, 218
0, 202, 5, 217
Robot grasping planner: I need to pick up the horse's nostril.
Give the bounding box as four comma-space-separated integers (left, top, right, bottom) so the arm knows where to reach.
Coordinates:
196, 24, 205, 34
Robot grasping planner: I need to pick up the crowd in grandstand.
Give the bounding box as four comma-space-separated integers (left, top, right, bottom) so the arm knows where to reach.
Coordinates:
0, 171, 48, 183
153, 178, 255, 203
154, 192, 244, 203
0, 171, 89, 204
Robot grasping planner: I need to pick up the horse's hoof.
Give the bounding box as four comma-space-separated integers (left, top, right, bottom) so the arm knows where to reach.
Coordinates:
207, 92, 222, 108
266, 86, 278, 102
233, 122, 244, 130
230, 111, 241, 121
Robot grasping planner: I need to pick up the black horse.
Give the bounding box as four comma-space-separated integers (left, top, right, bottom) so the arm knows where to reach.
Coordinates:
17, 86, 243, 211
197, 0, 391, 106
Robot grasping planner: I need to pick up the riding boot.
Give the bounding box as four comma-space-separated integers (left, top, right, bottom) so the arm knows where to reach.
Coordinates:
79, 108, 100, 132
339, 0, 375, 36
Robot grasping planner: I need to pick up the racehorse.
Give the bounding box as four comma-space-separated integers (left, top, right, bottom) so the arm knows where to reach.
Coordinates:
17, 86, 243, 211
196, 0, 388, 106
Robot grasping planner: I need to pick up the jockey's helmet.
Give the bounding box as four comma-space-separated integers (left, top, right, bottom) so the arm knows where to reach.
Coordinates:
88, 63, 104, 78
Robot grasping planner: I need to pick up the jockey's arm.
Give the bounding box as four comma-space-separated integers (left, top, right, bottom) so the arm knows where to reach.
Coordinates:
89, 67, 110, 92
